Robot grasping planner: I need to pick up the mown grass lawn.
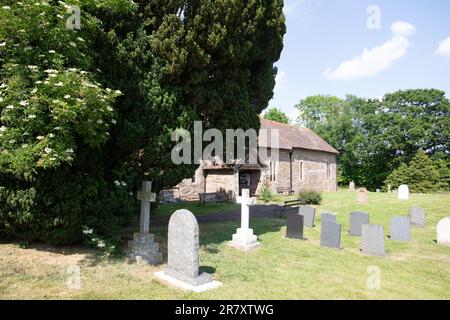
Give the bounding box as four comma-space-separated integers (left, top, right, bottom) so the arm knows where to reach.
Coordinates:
1, 191, 449, 299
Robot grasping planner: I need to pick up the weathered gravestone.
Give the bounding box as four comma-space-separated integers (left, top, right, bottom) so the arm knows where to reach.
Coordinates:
154, 209, 221, 292
376, 189, 381, 193
299, 205, 316, 228
127, 181, 162, 265
349, 181, 355, 192
320, 221, 341, 249
286, 212, 304, 240
362, 224, 386, 256
387, 184, 392, 193
408, 206, 426, 228
349, 211, 370, 236
437, 217, 450, 246
321, 213, 337, 223
356, 188, 368, 204
390, 216, 411, 241
228, 189, 261, 251
398, 185, 410, 200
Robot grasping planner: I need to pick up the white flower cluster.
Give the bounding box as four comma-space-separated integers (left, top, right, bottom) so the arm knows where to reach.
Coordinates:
114, 180, 127, 187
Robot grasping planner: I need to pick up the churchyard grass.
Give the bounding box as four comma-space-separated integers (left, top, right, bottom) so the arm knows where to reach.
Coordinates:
0, 191, 449, 299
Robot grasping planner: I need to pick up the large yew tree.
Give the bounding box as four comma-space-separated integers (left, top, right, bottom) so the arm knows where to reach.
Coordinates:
0, 0, 285, 244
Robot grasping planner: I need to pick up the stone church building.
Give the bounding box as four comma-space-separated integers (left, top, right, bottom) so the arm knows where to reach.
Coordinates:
161, 118, 338, 203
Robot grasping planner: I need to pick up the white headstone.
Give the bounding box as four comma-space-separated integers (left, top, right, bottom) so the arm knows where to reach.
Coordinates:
228, 189, 261, 251
437, 217, 450, 246
398, 185, 410, 200
349, 181, 355, 192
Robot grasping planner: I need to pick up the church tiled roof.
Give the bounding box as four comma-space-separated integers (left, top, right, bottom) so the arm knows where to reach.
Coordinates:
259, 118, 339, 154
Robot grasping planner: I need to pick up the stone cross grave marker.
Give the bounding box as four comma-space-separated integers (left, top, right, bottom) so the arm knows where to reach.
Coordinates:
320, 221, 341, 249
127, 181, 162, 265
362, 224, 386, 256
321, 213, 337, 223
398, 185, 410, 200
437, 217, 450, 246
286, 212, 304, 240
228, 189, 261, 251
390, 216, 411, 241
154, 209, 221, 292
408, 206, 425, 228
299, 205, 316, 228
349, 211, 369, 236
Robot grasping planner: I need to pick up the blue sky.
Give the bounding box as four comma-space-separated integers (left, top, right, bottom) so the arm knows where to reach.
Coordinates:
268, 0, 450, 121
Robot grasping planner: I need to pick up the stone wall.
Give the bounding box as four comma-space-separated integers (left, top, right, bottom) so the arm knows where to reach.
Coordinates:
205, 170, 236, 201
257, 148, 337, 194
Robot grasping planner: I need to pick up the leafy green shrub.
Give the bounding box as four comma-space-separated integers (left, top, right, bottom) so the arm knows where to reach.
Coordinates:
258, 180, 273, 203
385, 150, 447, 193
298, 190, 322, 205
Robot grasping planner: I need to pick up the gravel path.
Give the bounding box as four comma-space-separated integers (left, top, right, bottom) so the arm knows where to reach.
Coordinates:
151, 204, 287, 227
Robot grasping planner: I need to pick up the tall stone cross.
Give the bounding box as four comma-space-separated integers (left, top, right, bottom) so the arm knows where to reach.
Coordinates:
137, 181, 156, 234
228, 189, 260, 251
236, 189, 256, 231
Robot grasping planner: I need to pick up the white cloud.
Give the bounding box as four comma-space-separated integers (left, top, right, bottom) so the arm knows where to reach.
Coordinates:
324, 21, 416, 80
435, 36, 450, 58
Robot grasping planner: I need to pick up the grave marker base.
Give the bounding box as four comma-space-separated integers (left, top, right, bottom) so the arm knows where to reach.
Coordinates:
127, 233, 163, 265
154, 271, 222, 293
228, 228, 261, 251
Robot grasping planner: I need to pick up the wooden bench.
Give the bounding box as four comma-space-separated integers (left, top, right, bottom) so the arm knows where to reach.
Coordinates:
275, 199, 306, 218
198, 192, 228, 205
276, 187, 294, 196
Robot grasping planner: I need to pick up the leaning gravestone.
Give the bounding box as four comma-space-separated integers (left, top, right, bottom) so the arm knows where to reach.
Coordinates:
299, 205, 316, 228
398, 185, 410, 200
286, 212, 304, 240
154, 209, 221, 292
228, 189, 261, 251
320, 221, 341, 249
321, 213, 337, 223
349, 211, 369, 236
408, 206, 426, 228
390, 216, 411, 241
349, 181, 355, 192
127, 181, 163, 265
362, 224, 386, 256
437, 217, 450, 246
356, 188, 368, 205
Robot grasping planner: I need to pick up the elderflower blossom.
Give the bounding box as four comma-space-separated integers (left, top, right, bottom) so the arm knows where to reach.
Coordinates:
19, 100, 29, 106
82, 228, 93, 235
44, 147, 52, 154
